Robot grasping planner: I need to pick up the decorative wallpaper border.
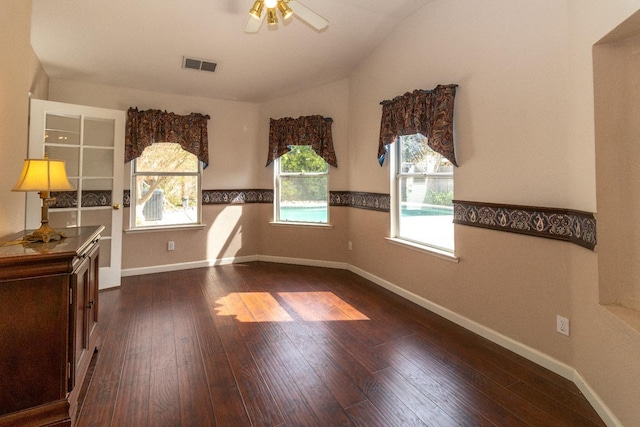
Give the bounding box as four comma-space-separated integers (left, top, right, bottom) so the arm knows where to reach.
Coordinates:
51, 191, 112, 208
453, 200, 597, 250
122, 190, 390, 211
202, 189, 273, 205
330, 191, 390, 212
63, 191, 597, 249
82, 191, 113, 207
122, 189, 274, 207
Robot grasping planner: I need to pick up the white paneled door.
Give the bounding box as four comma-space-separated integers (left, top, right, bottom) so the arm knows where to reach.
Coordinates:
28, 99, 125, 289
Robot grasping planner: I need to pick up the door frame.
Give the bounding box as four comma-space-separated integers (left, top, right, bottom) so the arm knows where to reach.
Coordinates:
28, 99, 124, 289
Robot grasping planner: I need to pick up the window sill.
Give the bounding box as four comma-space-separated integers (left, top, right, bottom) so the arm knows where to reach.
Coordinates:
270, 221, 333, 229
124, 223, 207, 233
385, 237, 459, 263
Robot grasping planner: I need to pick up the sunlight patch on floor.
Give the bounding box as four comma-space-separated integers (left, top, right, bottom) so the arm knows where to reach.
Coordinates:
214, 291, 370, 322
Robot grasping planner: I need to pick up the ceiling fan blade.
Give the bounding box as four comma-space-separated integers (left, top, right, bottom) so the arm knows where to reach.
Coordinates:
244, 13, 265, 33
289, 1, 328, 30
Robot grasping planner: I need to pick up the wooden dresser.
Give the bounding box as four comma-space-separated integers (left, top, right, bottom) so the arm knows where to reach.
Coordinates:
0, 226, 104, 426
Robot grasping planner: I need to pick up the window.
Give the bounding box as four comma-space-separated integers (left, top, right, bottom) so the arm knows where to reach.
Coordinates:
131, 142, 201, 228
391, 134, 454, 251
274, 145, 329, 224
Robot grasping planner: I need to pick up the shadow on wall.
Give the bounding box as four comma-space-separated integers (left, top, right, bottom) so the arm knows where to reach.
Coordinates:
206, 204, 252, 262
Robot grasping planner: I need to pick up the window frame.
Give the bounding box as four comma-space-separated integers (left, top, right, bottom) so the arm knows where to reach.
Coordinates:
129, 144, 203, 230
273, 146, 330, 225
390, 135, 455, 254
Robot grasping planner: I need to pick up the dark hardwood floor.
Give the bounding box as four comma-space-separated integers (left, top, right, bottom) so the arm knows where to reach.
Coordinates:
77, 262, 605, 426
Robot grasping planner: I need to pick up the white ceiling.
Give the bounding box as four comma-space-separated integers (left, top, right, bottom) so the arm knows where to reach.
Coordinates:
31, 0, 430, 103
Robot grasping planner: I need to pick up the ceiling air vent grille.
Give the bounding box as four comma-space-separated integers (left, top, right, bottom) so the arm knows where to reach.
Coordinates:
183, 57, 217, 73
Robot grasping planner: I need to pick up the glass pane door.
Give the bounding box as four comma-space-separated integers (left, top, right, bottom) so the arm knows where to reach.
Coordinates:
28, 99, 125, 289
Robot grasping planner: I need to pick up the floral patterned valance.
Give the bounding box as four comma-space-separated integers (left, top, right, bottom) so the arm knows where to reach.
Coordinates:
378, 84, 458, 167
125, 107, 211, 168
266, 115, 337, 167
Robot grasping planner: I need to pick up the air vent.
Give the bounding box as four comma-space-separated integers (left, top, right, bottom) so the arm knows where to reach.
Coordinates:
182, 56, 217, 73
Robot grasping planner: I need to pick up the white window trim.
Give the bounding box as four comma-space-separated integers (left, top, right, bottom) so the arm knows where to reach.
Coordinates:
124, 223, 206, 233
273, 152, 330, 226
269, 221, 333, 229
390, 137, 456, 256
130, 157, 203, 230
385, 237, 459, 262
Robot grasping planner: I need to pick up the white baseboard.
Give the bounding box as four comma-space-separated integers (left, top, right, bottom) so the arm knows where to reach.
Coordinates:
120, 255, 258, 277
256, 255, 348, 270
348, 266, 574, 375
99, 281, 121, 290
118, 255, 620, 426
346, 265, 622, 427
572, 371, 623, 427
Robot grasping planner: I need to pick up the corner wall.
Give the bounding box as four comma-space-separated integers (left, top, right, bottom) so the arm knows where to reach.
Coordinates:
257, 79, 352, 263
0, 1, 48, 236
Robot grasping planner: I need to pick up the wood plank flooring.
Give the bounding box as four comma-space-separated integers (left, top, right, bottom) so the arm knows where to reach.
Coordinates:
77, 262, 606, 426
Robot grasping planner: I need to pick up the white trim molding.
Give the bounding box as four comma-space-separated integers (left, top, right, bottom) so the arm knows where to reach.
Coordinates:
347, 263, 621, 427
257, 255, 348, 270
120, 255, 258, 279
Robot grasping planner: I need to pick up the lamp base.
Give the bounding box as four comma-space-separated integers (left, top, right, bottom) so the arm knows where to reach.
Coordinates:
24, 223, 67, 243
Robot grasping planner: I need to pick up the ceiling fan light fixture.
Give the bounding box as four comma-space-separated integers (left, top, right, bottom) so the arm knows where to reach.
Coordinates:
244, 0, 328, 32
267, 8, 278, 25
277, 1, 294, 20
249, 0, 264, 19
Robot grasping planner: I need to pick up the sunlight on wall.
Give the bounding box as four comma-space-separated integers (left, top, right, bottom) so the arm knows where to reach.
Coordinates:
206, 205, 243, 261
215, 291, 370, 322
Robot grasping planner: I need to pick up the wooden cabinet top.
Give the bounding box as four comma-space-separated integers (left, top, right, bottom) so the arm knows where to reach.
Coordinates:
0, 226, 104, 280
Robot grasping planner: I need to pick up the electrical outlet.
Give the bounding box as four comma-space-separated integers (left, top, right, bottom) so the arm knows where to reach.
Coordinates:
168, 241, 175, 251
556, 315, 570, 336
348, 241, 352, 251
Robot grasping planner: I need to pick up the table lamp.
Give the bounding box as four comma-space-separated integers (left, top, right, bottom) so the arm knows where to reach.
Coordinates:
12, 154, 74, 242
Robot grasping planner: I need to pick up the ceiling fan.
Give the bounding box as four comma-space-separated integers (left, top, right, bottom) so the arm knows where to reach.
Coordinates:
244, 0, 328, 33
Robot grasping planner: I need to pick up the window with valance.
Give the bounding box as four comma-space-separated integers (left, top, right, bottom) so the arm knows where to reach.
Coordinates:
124, 107, 209, 230
381, 84, 458, 255
125, 107, 210, 168
266, 115, 337, 167
378, 84, 458, 167
268, 115, 335, 225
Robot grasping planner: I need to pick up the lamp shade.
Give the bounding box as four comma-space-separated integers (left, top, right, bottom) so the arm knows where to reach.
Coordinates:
12, 157, 74, 192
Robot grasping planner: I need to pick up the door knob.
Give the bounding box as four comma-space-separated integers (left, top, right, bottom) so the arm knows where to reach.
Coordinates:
113, 204, 121, 210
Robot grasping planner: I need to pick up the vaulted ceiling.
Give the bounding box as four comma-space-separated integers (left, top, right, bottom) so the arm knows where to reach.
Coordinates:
31, 0, 430, 103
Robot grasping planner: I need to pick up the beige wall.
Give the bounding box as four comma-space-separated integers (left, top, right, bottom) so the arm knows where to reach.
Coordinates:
48, 80, 261, 191
590, 11, 640, 425
50, 75, 354, 270
594, 25, 640, 311
8, 0, 640, 424
567, 4, 640, 424
257, 78, 350, 191
121, 204, 260, 270
349, 1, 580, 207
0, 0, 48, 236
47, 80, 263, 267
345, 1, 640, 425
257, 78, 351, 263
